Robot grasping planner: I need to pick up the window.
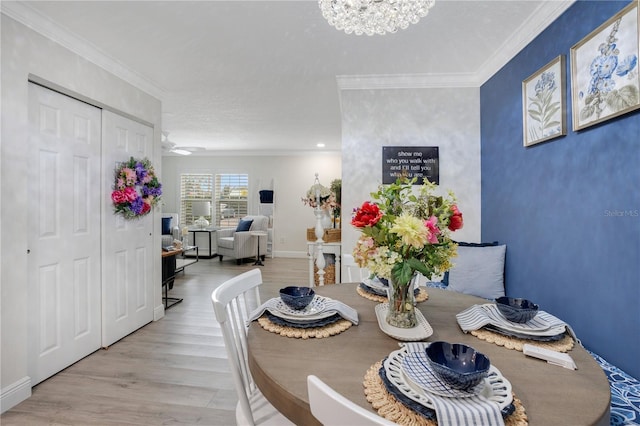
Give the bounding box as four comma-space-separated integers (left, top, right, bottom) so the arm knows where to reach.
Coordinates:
215, 173, 248, 227
179, 174, 213, 227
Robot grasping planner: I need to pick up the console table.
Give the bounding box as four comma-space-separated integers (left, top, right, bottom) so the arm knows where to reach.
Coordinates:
307, 241, 341, 286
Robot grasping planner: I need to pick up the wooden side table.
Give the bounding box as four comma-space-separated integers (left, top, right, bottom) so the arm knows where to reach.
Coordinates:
161, 248, 183, 309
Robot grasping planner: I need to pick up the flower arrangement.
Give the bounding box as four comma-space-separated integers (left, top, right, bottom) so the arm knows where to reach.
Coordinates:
351, 176, 463, 327
111, 157, 162, 219
301, 182, 337, 211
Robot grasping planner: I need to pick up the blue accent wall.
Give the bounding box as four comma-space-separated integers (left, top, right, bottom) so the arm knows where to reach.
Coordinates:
481, 1, 640, 379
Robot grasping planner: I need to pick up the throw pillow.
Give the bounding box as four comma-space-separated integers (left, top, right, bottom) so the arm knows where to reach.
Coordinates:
161, 217, 173, 235
235, 219, 253, 232
446, 244, 506, 300
442, 241, 499, 285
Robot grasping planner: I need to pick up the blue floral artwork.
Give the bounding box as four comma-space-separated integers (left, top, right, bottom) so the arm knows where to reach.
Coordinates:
522, 55, 566, 146
571, 2, 639, 131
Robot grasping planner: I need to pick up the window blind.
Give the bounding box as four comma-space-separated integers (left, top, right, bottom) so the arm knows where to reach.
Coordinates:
215, 173, 248, 227
179, 174, 213, 227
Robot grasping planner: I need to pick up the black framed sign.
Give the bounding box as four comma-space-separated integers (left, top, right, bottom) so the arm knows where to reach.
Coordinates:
382, 146, 439, 185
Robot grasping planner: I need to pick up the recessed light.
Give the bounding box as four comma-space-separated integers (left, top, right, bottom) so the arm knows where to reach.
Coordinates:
317, 143, 325, 148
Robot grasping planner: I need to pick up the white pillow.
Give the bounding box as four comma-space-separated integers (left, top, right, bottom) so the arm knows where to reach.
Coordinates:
447, 245, 506, 299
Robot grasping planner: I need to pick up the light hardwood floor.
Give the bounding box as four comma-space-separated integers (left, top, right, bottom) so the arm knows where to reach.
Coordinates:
1, 256, 310, 425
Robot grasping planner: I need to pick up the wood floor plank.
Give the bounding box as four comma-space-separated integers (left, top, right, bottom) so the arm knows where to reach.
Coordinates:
1, 257, 310, 425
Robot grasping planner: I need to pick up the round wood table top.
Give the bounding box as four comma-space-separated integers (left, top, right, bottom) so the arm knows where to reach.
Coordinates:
247, 283, 610, 426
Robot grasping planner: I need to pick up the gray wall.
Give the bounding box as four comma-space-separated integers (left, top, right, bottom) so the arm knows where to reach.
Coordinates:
340, 87, 482, 259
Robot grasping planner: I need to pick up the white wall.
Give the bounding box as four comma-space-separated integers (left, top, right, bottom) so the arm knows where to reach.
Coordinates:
339, 87, 482, 263
161, 154, 342, 257
1, 15, 162, 411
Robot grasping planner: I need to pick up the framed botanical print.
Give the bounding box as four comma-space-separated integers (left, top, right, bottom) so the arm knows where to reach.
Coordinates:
522, 55, 567, 146
570, 1, 639, 131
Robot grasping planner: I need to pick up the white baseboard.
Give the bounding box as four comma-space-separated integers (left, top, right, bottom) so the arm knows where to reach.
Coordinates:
273, 250, 308, 259
1, 376, 31, 413
153, 304, 165, 321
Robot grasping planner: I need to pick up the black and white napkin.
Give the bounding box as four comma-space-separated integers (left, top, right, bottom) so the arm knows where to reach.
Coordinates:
401, 343, 505, 426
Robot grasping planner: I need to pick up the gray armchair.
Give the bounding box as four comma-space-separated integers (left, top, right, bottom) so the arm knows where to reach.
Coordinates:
217, 215, 269, 264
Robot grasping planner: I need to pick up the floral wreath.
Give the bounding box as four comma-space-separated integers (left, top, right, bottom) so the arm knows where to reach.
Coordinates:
111, 157, 162, 219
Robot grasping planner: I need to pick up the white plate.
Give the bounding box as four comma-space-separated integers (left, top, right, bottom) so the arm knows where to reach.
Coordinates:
401, 351, 485, 398
375, 303, 433, 341
274, 296, 326, 316
270, 296, 336, 322
384, 346, 513, 411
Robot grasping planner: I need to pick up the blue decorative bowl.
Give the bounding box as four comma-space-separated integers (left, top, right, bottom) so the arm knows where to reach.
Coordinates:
425, 342, 491, 390
279, 286, 315, 310
495, 296, 539, 323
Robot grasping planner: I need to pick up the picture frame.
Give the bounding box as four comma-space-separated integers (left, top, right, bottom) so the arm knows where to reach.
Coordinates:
570, 1, 639, 131
522, 55, 567, 146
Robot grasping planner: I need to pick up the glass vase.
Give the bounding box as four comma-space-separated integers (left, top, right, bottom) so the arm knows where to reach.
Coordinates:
386, 275, 417, 328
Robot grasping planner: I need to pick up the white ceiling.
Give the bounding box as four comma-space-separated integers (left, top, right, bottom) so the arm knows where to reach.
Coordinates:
3, 0, 573, 155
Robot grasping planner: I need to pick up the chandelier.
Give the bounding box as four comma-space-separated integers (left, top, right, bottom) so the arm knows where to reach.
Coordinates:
318, 0, 435, 36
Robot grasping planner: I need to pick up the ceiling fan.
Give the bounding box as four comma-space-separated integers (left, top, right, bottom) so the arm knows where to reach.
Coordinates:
161, 131, 192, 156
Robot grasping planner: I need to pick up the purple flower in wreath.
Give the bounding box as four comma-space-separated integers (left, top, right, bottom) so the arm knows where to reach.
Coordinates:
142, 184, 163, 197
130, 197, 145, 215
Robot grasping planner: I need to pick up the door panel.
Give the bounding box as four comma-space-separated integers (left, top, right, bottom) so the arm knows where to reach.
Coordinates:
101, 110, 154, 347
28, 83, 102, 385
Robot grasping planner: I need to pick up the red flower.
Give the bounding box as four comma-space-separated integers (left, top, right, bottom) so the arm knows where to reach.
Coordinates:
448, 204, 464, 231
351, 202, 383, 228
123, 186, 138, 202
140, 201, 151, 215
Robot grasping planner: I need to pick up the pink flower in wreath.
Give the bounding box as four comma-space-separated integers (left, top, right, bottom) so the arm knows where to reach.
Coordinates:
123, 186, 138, 202
111, 190, 128, 204
123, 168, 137, 186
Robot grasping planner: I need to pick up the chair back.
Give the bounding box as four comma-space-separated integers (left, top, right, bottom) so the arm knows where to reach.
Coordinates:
307, 375, 396, 425
211, 269, 264, 425
342, 254, 369, 283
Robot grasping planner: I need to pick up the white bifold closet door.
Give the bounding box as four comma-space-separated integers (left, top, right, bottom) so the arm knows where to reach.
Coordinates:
27, 84, 156, 385
101, 110, 154, 348
27, 83, 102, 385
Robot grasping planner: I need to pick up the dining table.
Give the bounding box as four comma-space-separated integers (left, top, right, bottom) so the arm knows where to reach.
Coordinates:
247, 283, 611, 426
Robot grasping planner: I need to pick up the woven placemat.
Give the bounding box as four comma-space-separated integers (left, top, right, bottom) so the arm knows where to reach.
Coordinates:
470, 328, 575, 352
256, 315, 352, 339
357, 286, 429, 303
363, 361, 528, 425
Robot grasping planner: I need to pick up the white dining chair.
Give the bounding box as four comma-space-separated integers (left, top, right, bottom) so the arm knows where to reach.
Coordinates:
307, 375, 396, 426
211, 269, 294, 426
342, 254, 370, 283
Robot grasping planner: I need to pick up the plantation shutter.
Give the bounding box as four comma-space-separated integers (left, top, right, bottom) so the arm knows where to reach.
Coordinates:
215, 173, 248, 227
179, 174, 213, 227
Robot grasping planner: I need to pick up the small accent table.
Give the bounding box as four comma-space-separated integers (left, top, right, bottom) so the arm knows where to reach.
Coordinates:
161, 248, 183, 309
251, 231, 268, 266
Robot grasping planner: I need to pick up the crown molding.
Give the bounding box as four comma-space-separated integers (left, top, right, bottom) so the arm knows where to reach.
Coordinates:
336, 72, 481, 90
1, 1, 165, 100
337, 0, 575, 91
475, 0, 575, 85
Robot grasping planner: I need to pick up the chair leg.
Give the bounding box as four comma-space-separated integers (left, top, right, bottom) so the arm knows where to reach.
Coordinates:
236, 259, 241, 265
219, 256, 223, 262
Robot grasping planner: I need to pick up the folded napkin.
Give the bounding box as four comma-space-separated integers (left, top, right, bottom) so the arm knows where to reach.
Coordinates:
247, 296, 359, 325
402, 343, 505, 426
456, 304, 576, 340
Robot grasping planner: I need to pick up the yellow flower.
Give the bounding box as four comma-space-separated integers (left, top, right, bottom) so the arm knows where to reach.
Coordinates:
390, 214, 428, 249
